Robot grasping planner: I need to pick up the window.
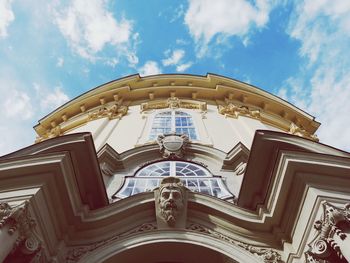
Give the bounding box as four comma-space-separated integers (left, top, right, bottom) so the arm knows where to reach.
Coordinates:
113, 161, 233, 200
149, 111, 197, 140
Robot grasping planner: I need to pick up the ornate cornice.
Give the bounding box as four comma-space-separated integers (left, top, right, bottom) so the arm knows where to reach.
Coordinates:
35, 102, 128, 143
218, 101, 318, 141
34, 74, 320, 140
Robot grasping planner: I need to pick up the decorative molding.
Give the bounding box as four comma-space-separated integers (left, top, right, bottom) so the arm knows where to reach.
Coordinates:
221, 142, 249, 172
305, 202, 350, 263
218, 102, 260, 119
288, 122, 319, 142
35, 103, 128, 142
87, 103, 128, 121
0, 201, 42, 258
157, 133, 189, 159
140, 97, 207, 112
65, 223, 157, 263
186, 223, 283, 263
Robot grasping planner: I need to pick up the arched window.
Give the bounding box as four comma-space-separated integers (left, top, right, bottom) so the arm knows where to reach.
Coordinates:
113, 161, 233, 200
149, 111, 197, 140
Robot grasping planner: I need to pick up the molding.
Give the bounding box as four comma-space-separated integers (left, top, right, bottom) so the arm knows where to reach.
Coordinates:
35, 101, 128, 143
238, 130, 350, 210
65, 222, 157, 263
218, 101, 318, 142
187, 223, 283, 263
33, 74, 320, 139
221, 142, 249, 172
140, 96, 207, 112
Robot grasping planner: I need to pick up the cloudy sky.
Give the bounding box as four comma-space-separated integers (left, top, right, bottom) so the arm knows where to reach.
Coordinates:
1, 0, 350, 155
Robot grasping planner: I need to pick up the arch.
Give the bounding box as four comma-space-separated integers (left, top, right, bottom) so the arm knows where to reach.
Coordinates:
78, 230, 262, 263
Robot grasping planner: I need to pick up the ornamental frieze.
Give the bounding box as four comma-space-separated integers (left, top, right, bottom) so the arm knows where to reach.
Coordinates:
218, 102, 260, 119
65, 223, 157, 263
140, 97, 207, 112
186, 223, 283, 263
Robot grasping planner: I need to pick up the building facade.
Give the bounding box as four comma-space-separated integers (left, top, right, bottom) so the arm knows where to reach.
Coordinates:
0, 74, 349, 263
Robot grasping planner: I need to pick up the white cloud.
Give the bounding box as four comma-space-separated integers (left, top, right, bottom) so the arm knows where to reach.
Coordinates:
184, 0, 272, 56
162, 49, 185, 66
40, 86, 69, 111
138, 61, 162, 76
0, 75, 37, 156
0, 0, 15, 38
283, 0, 350, 150
176, 62, 193, 72
56, 57, 64, 67
162, 49, 193, 72
3, 90, 33, 120
55, 0, 133, 61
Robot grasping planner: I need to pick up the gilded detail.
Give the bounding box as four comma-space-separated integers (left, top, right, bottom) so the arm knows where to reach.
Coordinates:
218, 102, 260, 119
35, 103, 128, 142
141, 97, 207, 112
288, 122, 318, 142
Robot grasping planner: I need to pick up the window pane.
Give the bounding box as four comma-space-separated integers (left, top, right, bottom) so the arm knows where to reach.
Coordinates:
115, 161, 233, 200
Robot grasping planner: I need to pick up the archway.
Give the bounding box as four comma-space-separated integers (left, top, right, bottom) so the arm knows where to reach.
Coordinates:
78, 231, 262, 263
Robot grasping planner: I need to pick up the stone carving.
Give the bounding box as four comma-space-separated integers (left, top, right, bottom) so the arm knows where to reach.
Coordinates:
237, 243, 282, 263
187, 223, 283, 263
234, 162, 247, 176
155, 177, 187, 228
0, 201, 42, 258
35, 125, 62, 143
88, 103, 128, 121
218, 103, 260, 119
305, 202, 350, 263
65, 223, 156, 263
288, 122, 319, 142
140, 97, 207, 112
36, 103, 128, 142
157, 133, 189, 159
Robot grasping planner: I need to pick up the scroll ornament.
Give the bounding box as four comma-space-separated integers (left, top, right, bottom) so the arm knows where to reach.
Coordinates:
305, 202, 350, 262
0, 201, 42, 257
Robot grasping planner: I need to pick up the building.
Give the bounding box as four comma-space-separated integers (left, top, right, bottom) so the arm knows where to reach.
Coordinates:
0, 73, 349, 263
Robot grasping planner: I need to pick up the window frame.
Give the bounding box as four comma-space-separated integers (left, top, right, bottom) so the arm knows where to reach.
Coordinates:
149, 109, 199, 141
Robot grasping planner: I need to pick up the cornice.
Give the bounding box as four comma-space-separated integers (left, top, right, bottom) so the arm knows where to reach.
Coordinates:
33, 73, 320, 142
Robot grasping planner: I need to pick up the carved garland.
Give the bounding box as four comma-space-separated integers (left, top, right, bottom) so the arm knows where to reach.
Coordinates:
305, 202, 350, 263
186, 223, 283, 263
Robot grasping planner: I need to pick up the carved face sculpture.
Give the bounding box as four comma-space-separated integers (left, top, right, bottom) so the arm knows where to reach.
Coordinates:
159, 184, 184, 226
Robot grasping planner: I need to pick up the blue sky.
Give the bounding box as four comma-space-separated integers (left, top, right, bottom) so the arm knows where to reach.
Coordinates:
1, 0, 350, 155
